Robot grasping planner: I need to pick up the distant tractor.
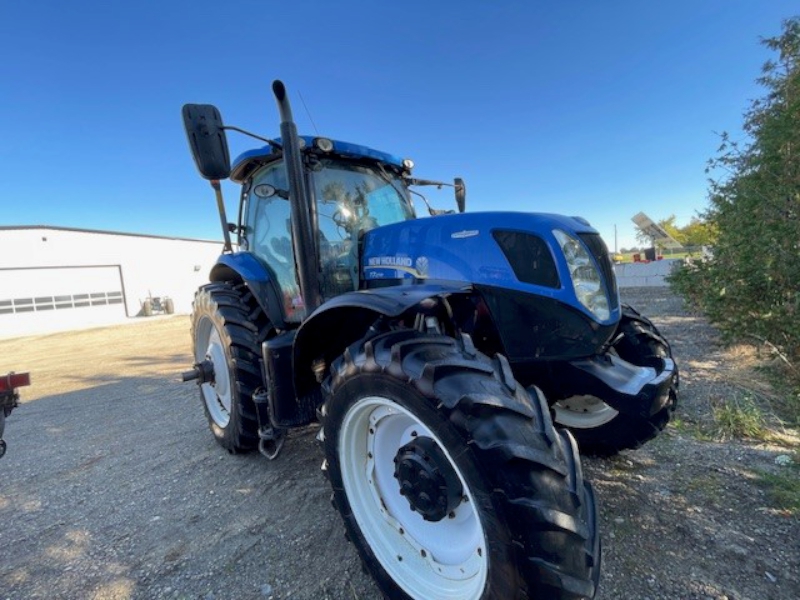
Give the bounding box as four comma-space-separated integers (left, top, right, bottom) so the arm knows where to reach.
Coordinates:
180, 80, 677, 599
141, 294, 174, 316
0, 371, 29, 458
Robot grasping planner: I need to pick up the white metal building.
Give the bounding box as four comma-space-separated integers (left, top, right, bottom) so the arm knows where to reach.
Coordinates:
0, 226, 223, 339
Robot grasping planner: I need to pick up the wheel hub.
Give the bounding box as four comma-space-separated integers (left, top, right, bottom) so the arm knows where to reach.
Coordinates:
393, 436, 463, 522
206, 343, 228, 397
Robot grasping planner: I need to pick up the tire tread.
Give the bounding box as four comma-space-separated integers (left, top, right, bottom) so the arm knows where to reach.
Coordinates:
191, 282, 270, 452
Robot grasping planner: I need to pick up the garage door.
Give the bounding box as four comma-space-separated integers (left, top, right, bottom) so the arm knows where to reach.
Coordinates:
0, 265, 126, 338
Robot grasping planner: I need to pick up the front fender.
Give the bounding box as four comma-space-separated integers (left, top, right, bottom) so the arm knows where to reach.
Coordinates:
553, 355, 677, 418
209, 252, 286, 328
293, 283, 469, 397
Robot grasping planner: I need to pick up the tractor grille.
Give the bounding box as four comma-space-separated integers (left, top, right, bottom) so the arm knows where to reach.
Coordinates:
493, 230, 560, 289
578, 232, 619, 310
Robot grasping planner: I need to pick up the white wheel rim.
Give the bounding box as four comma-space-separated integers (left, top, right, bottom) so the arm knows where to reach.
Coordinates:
339, 396, 488, 600
195, 317, 231, 428
553, 395, 619, 429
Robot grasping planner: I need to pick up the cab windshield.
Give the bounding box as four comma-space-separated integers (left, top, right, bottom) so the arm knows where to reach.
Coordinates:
312, 159, 414, 240
245, 158, 415, 320
312, 159, 415, 299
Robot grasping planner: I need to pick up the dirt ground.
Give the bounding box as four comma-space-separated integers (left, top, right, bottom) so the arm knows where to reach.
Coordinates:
0, 288, 797, 600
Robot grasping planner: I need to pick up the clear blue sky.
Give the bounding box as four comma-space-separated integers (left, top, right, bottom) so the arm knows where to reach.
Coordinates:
1, 1, 796, 250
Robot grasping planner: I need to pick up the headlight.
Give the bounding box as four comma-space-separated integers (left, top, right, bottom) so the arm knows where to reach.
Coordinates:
553, 229, 610, 321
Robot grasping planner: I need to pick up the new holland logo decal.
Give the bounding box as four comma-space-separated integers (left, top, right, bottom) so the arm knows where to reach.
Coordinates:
415, 256, 429, 278
365, 255, 430, 279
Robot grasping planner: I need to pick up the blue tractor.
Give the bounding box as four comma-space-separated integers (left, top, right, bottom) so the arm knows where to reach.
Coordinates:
181, 81, 677, 600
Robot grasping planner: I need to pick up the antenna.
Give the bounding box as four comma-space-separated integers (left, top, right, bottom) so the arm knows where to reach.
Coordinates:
298, 90, 320, 135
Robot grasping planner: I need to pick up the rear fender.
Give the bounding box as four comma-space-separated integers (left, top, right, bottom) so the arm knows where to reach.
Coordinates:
292, 283, 469, 398
209, 253, 286, 328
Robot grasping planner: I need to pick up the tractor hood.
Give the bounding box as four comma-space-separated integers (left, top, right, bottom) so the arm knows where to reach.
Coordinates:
361, 211, 620, 326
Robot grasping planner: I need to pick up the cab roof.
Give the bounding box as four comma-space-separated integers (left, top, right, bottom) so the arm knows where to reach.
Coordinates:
230, 136, 405, 183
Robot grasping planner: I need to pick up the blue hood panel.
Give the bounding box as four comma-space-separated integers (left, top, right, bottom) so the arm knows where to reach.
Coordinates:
362, 211, 619, 325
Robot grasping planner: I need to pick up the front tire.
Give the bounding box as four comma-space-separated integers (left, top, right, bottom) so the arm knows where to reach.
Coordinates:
553, 304, 679, 456
190, 282, 267, 452
322, 330, 600, 600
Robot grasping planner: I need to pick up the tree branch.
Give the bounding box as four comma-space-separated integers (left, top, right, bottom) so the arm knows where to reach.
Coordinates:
744, 332, 798, 373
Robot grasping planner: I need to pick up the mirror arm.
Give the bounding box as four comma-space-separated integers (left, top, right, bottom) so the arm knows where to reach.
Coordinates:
407, 176, 466, 214
406, 177, 453, 188
221, 125, 282, 150
408, 188, 436, 216
211, 180, 233, 253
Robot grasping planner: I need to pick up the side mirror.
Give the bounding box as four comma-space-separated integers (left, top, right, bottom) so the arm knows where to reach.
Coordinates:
454, 178, 466, 213
182, 104, 231, 180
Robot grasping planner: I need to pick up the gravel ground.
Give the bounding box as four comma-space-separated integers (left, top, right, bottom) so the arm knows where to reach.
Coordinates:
0, 287, 797, 600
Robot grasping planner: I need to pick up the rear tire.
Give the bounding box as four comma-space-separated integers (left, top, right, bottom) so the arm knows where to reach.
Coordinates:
322, 330, 600, 600
553, 305, 678, 456
191, 282, 268, 452
142, 299, 153, 317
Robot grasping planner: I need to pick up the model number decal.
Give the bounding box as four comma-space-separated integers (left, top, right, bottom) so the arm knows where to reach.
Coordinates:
451, 229, 479, 239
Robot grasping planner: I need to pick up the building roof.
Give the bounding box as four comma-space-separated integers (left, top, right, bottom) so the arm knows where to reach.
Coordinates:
0, 225, 222, 245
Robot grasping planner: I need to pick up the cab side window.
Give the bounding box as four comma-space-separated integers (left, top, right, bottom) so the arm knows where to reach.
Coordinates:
245, 163, 305, 321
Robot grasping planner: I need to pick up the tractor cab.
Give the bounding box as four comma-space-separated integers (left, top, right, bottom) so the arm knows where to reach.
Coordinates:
182, 93, 464, 325
230, 139, 417, 319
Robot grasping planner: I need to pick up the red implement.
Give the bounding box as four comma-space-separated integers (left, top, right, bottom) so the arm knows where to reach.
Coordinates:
0, 372, 30, 393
